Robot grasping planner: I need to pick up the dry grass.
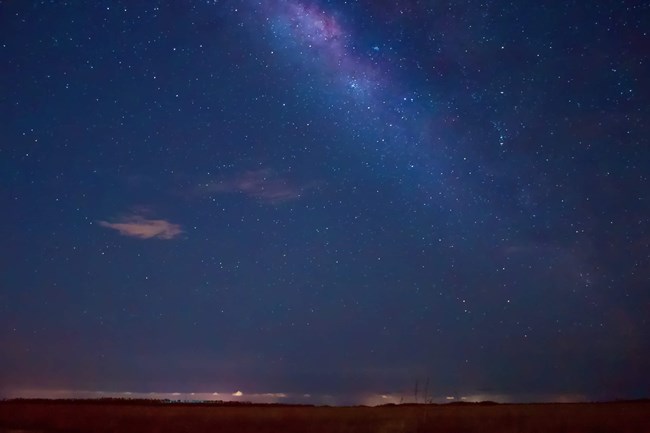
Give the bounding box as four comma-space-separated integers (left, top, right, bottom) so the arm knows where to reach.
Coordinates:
1, 400, 649, 433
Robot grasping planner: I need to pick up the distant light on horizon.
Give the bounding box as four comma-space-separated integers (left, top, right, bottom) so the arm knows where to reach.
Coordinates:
0, 388, 594, 405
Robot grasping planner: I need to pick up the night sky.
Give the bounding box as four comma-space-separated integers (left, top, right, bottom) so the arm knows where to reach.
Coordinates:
1, 0, 648, 404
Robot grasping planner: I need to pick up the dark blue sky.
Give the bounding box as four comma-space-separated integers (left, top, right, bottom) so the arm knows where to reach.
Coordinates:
1, 0, 648, 404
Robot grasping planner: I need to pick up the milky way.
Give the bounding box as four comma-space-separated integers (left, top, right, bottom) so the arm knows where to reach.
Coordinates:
251, 0, 439, 188
264, 1, 382, 95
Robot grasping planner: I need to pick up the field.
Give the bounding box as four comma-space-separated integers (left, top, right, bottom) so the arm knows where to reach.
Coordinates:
1, 400, 649, 433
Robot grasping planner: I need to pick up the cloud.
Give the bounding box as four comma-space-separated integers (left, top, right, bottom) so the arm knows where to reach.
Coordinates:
232, 390, 244, 397
199, 169, 311, 204
98, 215, 183, 240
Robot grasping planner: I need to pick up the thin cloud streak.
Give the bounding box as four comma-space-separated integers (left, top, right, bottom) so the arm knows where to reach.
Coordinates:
99, 215, 183, 240
199, 169, 312, 204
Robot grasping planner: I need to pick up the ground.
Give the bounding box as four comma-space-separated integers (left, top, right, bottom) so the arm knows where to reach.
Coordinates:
1, 400, 649, 433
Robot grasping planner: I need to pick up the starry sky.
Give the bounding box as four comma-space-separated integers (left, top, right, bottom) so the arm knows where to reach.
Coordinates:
1, 0, 648, 404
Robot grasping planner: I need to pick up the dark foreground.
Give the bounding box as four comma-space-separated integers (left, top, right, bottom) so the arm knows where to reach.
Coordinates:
1, 400, 649, 433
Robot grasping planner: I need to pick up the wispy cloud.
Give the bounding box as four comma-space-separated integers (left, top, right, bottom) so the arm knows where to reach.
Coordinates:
198, 169, 312, 204
98, 215, 183, 240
